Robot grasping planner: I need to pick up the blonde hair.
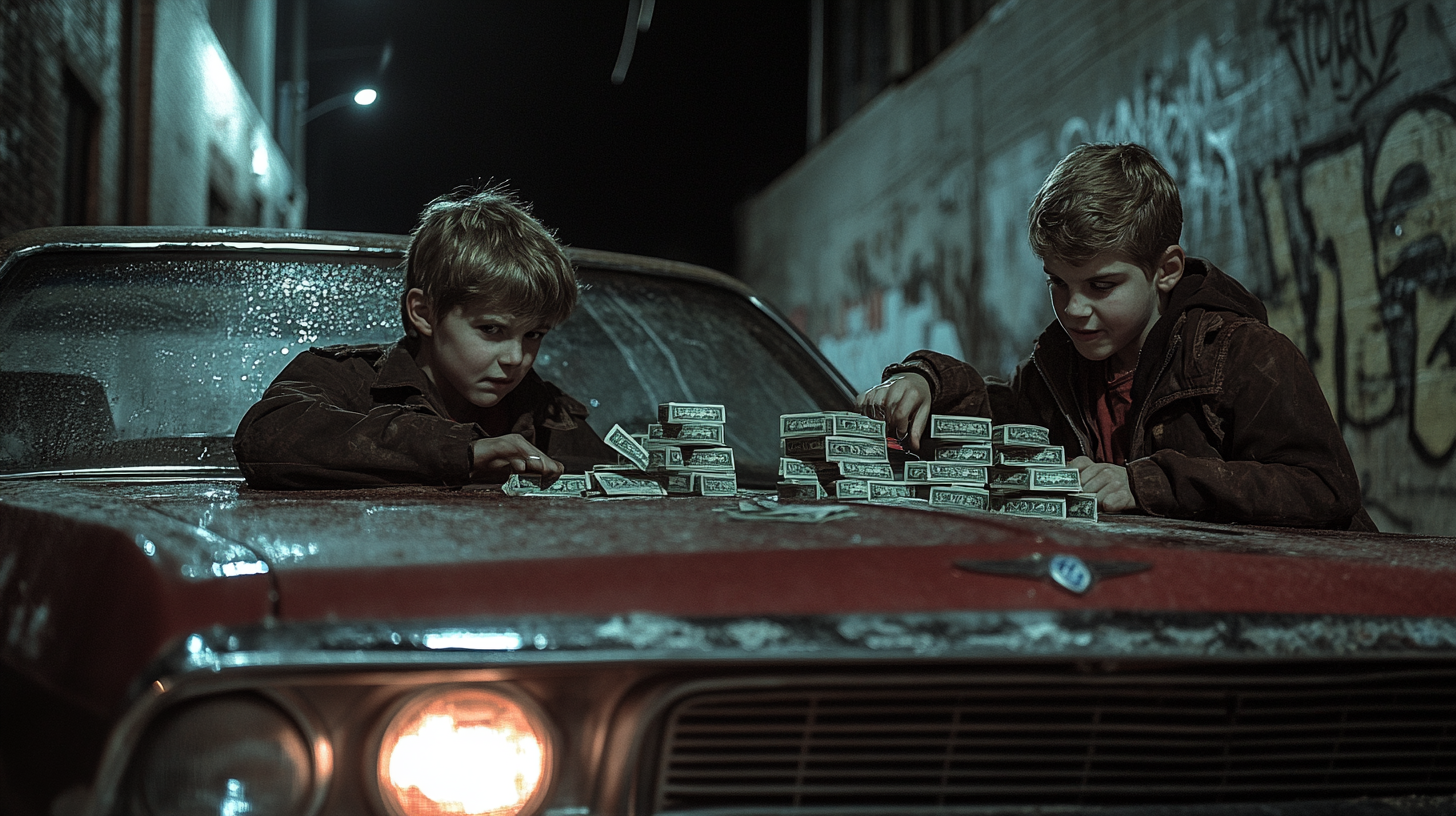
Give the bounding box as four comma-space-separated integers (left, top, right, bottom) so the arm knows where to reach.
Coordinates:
1028, 143, 1182, 272
403, 185, 578, 330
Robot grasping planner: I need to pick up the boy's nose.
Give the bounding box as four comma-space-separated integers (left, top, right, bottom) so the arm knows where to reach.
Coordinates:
1063, 293, 1093, 317
498, 339, 525, 366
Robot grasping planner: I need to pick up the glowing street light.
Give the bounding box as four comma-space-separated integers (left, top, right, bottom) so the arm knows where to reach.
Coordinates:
304, 88, 379, 124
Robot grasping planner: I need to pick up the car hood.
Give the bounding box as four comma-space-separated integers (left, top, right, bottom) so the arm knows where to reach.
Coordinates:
5, 478, 1456, 712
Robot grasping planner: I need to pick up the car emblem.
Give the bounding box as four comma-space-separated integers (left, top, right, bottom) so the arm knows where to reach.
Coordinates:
953, 552, 1152, 595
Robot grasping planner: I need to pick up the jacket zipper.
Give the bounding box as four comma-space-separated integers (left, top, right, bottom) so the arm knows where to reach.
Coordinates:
1031, 352, 1093, 457
1127, 329, 1183, 460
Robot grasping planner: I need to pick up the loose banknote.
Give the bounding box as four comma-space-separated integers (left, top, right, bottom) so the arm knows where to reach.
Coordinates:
928, 415, 992, 441
991, 424, 1051, 447
659, 402, 726, 424
502, 473, 590, 497
604, 423, 651, 471
780, 412, 886, 439
591, 471, 668, 497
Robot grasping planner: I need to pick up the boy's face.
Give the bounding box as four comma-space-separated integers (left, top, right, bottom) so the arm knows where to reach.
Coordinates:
407, 290, 551, 411
1044, 249, 1183, 371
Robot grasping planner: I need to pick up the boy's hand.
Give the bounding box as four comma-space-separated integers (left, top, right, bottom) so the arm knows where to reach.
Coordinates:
857, 373, 932, 450
1070, 456, 1136, 512
471, 434, 564, 484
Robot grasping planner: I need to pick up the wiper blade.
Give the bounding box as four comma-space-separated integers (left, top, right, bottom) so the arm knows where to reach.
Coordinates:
0, 466, 243, 481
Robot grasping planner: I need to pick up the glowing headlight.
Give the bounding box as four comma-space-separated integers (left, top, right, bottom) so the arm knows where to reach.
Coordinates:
131, 693, 317, 816
374, 686, 553, 816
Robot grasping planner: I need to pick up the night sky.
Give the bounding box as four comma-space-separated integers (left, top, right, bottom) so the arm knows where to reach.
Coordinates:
304, 1, 809, 275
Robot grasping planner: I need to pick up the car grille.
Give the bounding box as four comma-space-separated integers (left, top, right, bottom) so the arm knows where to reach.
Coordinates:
652, 668, 1456, 810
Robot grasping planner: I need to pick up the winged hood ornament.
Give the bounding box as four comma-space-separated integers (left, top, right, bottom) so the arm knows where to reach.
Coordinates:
954, 552, 1151, 595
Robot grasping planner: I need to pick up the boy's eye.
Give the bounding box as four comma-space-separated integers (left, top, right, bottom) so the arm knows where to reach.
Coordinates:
1045, 277, 1067, 288
476, 324, 502, 335
1091, 280, 1118, 292
525, 330, 548, 340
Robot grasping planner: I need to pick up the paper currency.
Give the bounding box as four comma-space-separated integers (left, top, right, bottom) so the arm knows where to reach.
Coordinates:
833, 479, 870, 500
780, 412, 886, 439
904, 461, 988, 484
590, 471, 668, 497
659, 402, 726, 424
646, 446, 686, 471
694, 472, 738, 497
988, 466, 1082, 492
604, 423, 651, 471
991, 424, 1051, 447
1066, 492, 1099, 521
781, 435, 889, 463
683, 447, 735, 471
995, 445, 1066, 467
779, 457, 821, 480
928, 485, 991, 511
777, 480, 828, 501
649, 422, 726, 445
930, 443, 992, 465
666, 471, 695, 494
992, 493, 1067, 518
929, 415, 992, 441
867, 481, 918, 502
501, 473, 590, 497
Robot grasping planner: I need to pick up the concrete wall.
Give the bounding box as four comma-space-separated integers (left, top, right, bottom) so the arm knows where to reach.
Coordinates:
0, 0, 299, 234
741, 0, 1456, 535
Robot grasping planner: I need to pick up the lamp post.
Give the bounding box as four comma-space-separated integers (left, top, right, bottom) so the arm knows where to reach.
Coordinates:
304, 88, 378, 124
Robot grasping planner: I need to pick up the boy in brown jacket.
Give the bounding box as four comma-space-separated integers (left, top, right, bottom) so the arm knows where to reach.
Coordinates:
233, 187, 611, 488
859, 143, 1374, 530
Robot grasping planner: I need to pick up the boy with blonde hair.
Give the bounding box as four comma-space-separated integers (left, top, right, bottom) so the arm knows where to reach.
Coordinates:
859, 143, 1373, 529
235, 187, 610, 488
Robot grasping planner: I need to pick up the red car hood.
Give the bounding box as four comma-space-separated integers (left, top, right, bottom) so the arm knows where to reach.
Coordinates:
4, 479, 1456, 713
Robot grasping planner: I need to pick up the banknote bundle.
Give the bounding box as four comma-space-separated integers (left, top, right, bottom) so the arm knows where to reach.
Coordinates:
900, 415, 993, 511
778, 411, 905, 502
596, 403, 738, 497
985, 423, 1099, 521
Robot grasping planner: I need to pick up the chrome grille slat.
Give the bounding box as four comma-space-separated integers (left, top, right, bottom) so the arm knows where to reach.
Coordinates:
651, 670, 1456, 810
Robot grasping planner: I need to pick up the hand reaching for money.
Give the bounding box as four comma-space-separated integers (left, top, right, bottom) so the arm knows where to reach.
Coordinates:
856, 373, 932, 450
1070, 456, 1135, 512
472, 434, 563, 484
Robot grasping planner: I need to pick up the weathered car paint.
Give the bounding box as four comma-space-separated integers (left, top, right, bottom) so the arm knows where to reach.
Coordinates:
5, 478, 1455, 714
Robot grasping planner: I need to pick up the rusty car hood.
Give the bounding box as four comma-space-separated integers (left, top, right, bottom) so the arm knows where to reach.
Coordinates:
5, 478, 1456, 714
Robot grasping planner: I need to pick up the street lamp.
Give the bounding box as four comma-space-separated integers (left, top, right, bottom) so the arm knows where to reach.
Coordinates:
303, 87, 379, 124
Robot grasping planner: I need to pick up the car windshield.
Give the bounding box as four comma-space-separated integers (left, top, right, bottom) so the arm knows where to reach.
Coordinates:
0, 248, 850, 486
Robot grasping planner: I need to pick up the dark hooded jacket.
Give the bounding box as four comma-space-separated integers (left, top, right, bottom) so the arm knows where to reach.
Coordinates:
884, 258, 1375, 530
232, 338, 614, 489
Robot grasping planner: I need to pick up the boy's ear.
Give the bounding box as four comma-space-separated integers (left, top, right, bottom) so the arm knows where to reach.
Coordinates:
404, 288, 436, 338
1154, 245, 1185, 294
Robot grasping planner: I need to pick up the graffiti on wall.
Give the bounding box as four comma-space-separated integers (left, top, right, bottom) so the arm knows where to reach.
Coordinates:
1257, 96, 1456, 463
1058, 37, 1247, 269
1266, 0, 1409, 117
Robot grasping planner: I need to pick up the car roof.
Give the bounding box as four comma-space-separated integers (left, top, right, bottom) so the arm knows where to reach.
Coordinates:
0, 225, 757, 298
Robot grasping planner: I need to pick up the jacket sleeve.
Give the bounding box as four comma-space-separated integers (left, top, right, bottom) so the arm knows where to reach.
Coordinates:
882, 350, 1052, 424
1126, 324, 1366, 528
232, 353, 479, 489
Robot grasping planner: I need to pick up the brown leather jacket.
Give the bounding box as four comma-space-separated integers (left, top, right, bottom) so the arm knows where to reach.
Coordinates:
232, 338, 613, 489
885, 258, 1376, 530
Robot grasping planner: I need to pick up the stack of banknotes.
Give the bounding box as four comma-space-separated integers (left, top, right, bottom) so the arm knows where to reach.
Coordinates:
982, 423, 1098, 521
776, 411, 1099, 521
776, 410, 892, 501
586, 402, 738, 497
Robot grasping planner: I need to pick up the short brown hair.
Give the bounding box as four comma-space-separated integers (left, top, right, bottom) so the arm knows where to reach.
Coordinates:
1028, 143, 1183, 272
403, 186, 578, 330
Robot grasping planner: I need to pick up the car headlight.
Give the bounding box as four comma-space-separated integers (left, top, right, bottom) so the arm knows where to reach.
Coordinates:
130, 692, 319, 816
372, 686, 554, 816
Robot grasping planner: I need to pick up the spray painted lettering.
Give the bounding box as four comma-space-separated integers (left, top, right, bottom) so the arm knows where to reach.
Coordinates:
1266, 0, 1409, 118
